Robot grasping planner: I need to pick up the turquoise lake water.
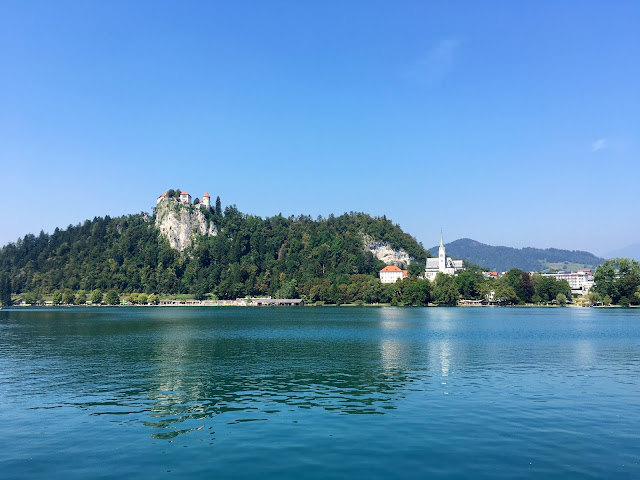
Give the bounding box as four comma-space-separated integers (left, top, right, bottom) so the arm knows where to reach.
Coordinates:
1, 306, 639, 479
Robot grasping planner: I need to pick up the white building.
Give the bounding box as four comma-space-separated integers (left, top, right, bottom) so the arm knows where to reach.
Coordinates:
179, 191, 192, 205
424, 232, 465, 281
379, 265, 409, 284
200, 192, 211, 209
156, 192, 168, 204
538, 269, 594, 295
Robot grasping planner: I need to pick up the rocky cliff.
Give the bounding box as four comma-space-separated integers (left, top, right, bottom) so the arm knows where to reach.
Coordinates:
361, 234, 414, 267
154, 200, 217, 252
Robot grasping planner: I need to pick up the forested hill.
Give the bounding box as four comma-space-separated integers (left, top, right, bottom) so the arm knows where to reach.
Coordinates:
429, 238, 604, 272
0, 206, 428, 300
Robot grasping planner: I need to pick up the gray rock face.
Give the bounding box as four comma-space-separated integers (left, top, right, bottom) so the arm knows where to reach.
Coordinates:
362, 234, 413, 266
154, 200, 217, 252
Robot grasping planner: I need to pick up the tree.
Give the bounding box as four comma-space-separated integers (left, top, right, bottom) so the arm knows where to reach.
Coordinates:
193, 198, 200, 205
455, 270, 485, 299
62, 288, 75, 305
23, 291, 37, 305
52, 290, 63, 305
90, 290, 103, 304
138, 293, 149, 305
494, 284, 518, 305
105, 290, 120, 305
500, 269, 533, 304
215, 196, 222, 217
148, 293, 159, 305
0, 274, 12, 306
594, 258, 640, 304
532, 275, 570, 303
433, 273, 459, 305
555, 293, 567, 306
167, 189, 176, 198
407, 262, 424, 277
127, 293, 140, 304
588, 291, 602, 305
400, 277, 431, 306
75, 290, 87, 305
194, 286, 207, 301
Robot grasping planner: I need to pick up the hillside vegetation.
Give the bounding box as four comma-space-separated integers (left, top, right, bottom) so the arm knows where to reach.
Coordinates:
429, 238, 604, 272
0, 204, 428, 302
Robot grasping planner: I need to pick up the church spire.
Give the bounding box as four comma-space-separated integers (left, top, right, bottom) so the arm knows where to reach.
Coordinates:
440, 229, 444, 249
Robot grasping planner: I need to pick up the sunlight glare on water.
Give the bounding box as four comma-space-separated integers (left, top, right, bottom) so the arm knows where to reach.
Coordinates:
1, 306, 639, 479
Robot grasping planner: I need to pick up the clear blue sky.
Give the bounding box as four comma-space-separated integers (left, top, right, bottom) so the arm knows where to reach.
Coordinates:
1, 1, 639, 256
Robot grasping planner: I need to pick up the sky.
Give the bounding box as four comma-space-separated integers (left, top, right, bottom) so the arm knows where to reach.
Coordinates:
1, 1, 639, 257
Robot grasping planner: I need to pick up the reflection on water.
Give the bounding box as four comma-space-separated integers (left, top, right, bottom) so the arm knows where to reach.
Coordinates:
1, 306, 640, 478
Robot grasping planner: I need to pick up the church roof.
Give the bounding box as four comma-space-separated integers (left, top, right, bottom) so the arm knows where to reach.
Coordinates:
426, 258, 439, 268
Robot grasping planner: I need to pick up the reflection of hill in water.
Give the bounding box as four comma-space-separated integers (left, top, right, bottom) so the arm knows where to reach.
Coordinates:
3, 306, 631, 440
1, 308, 427, 438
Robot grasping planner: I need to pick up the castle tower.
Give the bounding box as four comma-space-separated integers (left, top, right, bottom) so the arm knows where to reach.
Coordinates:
201, 192, 211, 208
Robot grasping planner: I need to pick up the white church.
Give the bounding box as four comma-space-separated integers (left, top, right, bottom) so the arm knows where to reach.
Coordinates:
424, 232, 465, 281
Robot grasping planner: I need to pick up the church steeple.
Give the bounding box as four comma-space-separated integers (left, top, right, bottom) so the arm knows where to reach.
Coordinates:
438, 229, 446, 272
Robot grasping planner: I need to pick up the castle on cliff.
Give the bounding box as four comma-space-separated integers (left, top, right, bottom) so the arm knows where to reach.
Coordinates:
156, 190, 211, 208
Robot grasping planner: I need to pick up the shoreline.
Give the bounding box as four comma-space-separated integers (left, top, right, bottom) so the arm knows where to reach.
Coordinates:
3, 302, 634, 309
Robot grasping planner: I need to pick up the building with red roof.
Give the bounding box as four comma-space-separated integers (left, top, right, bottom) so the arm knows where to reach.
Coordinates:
200, 192, 211, 209
379, 265, 409, 284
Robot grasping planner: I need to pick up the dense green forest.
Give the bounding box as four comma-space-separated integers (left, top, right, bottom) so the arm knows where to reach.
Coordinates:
430, 238, 604, 272
0, 204, 428, 303
1, 201, 636, 307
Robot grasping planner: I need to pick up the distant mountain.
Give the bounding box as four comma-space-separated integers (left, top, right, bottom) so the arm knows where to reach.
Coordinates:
604, 242, 640, 262
429, 238, 604, 273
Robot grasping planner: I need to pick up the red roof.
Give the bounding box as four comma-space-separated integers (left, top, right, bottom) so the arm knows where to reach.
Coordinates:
402, 270, 409, 276
380, 265, 403, 273
203, 192, 210, 197
158, 192, 168, 197
180, 192, 190, 196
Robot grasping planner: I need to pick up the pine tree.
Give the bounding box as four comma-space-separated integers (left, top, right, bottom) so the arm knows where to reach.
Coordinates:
0, 275, 12, 306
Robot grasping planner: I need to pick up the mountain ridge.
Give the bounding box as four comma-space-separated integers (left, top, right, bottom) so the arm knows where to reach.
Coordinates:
429, 238, 604, 272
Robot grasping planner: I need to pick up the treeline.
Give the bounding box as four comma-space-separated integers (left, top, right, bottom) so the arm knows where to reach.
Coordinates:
0, 204, 428, 301
591, 258, 640, 306
2, 199, 634, 307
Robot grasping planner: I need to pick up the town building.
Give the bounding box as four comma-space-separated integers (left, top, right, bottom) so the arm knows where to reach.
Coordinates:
538, 269, 594, 295
379, 265, 409, 284
424, 232, 465, 281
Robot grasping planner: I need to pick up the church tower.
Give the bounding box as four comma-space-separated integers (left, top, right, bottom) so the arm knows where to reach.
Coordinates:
438, 230, 446, 272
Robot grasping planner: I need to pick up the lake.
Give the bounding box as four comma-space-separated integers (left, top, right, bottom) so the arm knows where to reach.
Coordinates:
1, 306, 639, 479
